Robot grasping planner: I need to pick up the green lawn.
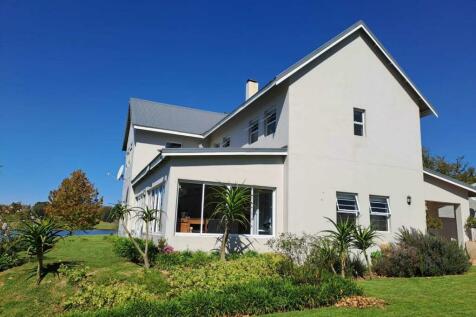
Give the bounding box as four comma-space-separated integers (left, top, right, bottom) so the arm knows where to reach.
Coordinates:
0, 235, 475, 317
270, 268, 476, 317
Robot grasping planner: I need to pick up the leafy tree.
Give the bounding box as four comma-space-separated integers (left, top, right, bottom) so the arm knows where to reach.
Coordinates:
31, 202, 48, 218
323, 217, 355, 278
209, 186, 251, 261
352, 225, 379, 278
17, 218, 61, 284
109, 204, 159, 269
423, 148, 476, 184
45, 170, 103, 233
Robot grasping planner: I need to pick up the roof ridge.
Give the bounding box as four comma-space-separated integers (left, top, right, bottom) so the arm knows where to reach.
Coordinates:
129, 97, 227, 116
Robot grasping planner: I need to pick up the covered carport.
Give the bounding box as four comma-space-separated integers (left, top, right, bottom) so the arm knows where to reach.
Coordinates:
423, 168, 476, 244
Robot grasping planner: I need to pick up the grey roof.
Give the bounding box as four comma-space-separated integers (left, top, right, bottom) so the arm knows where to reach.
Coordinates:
423, 168, 476, 195
122, 98, 227, 150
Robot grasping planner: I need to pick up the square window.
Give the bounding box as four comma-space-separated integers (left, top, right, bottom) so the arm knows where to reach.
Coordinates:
264, 109, 277, 136
248, 119, 259, 144
353, 108, 365, 136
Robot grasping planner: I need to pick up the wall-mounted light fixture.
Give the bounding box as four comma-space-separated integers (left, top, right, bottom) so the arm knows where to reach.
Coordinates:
407, 195, 412, 205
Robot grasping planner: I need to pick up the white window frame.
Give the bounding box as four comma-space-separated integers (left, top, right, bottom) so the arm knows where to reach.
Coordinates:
248, 119, 259, 144
221, 136, 231, 148
353, 108, 365, 136
369, 195, 391, 232
147, 184, 165, 234
174, 179, 276, 238
264, 108, 277, 136
336, 192, 360, 223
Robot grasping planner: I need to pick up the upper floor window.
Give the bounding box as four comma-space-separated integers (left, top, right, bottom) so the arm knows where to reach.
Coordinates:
248, 119, 259, 144
222, 136, 231, 148
353, 108, 365, 136
336, 192, 359, 225
166, 142, 182, 148
264, 108, 277, 136
369, 195, 390, 231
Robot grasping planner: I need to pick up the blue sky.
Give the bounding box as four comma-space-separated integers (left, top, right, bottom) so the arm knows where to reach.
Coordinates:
1, 1, 475, 205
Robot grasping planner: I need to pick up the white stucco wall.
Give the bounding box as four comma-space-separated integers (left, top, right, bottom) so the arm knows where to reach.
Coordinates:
285, 32, 426, 242
132, 155, 285, 251
131, 129, 202, 178
207, 85, 289, 149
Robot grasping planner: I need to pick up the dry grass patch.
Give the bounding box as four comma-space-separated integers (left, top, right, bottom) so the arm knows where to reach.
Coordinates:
335, 296, 386, 309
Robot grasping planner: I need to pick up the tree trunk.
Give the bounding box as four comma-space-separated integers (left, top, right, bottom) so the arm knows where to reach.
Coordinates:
36, 252, 43, 285
121, 222, 147, 267
220, 226, 229, 261
340, 253, 346, 278
364, 251, 372, 279
144, 222, 150, 269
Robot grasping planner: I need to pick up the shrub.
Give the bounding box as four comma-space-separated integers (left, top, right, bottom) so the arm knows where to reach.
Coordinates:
71, 276, 362, 317
0, 253, 20, 271
166, 255, 280, 297
64, 280, 155, 311
267, 232, 318, 265
59, 264, 89, 285
112, 237, 158, 264
155, 250, 217, 269
373, 227, 470, 277
465, 216, 476, 230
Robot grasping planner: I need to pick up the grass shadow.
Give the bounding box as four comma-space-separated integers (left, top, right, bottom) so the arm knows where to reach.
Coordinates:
26, 260, 84, 284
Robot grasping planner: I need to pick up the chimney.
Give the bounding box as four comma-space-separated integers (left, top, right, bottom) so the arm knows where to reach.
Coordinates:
245, 79, 259, 100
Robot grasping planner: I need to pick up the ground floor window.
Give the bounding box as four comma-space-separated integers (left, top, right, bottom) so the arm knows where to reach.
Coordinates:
369, 195, 390, 231
176, 181, 274, 236
336, 192, 359, 225
147, 184, 165, 233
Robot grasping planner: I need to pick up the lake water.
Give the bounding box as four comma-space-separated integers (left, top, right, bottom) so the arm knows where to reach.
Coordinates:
58, 229, 117, 236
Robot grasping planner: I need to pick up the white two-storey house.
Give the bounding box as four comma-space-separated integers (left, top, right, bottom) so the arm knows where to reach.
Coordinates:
119, 21, 476, 251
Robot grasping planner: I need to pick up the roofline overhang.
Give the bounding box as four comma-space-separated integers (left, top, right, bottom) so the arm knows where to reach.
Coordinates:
203, 20, 438, 138
424, 169, 476, 196
131, 148, 287, 186
134, 125, 205, 139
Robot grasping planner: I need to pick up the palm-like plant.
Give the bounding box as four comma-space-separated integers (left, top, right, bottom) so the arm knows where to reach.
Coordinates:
352, 225, 379, 278
109, 204, 159, 269
209, 186, 251, 261
323, 217, 355, 277
17, 218, 62, 284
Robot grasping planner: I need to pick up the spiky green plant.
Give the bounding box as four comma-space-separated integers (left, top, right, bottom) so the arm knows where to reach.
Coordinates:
17, 218, 62, 284
323, 217, 355, 277
109, 204, 160, 269
352, 225, 379, 278
209, 186, 251, 261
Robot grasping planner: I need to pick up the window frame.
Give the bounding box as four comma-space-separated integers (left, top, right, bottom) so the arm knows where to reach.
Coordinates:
264, 108, 277, 136
369, 195, 391, 232
174, 179, 276, 238
147, 183, 165, 234
221, 136, 231, 148
336, 192, 359, 224
248, 119, 259, 144
353, 108, 365, 136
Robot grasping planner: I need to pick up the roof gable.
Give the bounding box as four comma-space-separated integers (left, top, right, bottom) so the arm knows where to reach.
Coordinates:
204, 21, 438, 137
